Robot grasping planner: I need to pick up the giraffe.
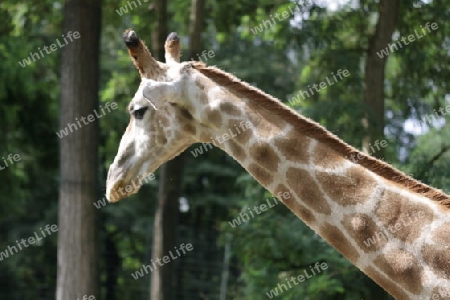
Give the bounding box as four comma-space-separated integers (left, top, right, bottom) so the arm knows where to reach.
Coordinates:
106, 29, 450, 299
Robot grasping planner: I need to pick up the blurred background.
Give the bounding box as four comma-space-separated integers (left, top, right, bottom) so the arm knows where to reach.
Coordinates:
0, 0, 449, 299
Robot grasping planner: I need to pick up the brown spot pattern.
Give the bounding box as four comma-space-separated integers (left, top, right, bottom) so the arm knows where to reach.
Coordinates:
248, 163, 273, 187
156, 133, 167, 145
341, 213, 387, 252
227, 140, 246, 162
203, 108, 222, 128
274, 131, 310, 163
198, 133, 211, 143
421, 224, 450, 279
286, 167, 331, 215
313, 143, 346, 169
319, 222, 360, 262
195, 78, 214, 92
183, 124, 196, 135
247, 101, 287, 130
315, 166, 377, 206
198, 90, 209, 106
220, 102, 241, 116
374, 249, 423, 295
274, 184, 316, 224
227, 120, 253, 145
156, 116, 170, 128
243, 108, 285, 139
375, 190, 434, 244
249, 144, 280, 172
192, 62, 450, 208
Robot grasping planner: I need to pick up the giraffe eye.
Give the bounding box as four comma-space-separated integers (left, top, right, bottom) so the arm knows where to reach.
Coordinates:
133, 107, 148, 120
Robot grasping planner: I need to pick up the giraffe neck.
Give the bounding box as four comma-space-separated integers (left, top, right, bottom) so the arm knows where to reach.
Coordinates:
191, 65, 450, 299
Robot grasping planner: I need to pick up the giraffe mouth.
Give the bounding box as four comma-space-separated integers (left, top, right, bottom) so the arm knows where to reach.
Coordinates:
106, 161, 157, 202
106, 161, 143, 202
106, 178, 141, 203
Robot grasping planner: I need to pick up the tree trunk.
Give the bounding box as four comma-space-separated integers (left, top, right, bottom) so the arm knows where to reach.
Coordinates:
363, 0, 399, 159
56, 0, 101, 299
151, 0, 168, 61
363, 0, 399, 297
150, 159, 185, 300
149, 1, 179, 299
188, 0, 205, 59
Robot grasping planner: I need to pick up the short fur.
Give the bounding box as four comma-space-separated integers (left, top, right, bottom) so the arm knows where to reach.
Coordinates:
191, 61, 450, 208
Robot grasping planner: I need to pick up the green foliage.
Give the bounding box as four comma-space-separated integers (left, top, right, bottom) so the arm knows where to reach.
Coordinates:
405, 124, 450, 191
0, 1, 61, 298
1, 0, 449, 299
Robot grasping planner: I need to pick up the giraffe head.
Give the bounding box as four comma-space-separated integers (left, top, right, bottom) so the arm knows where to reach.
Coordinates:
106, 30, 200, 202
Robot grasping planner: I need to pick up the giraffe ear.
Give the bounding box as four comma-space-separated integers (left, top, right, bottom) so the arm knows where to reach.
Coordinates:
164, 32, 181, 64
123, 29, 163, 79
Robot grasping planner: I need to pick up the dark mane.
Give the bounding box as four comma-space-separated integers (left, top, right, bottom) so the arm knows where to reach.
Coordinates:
192, 61, 450, 209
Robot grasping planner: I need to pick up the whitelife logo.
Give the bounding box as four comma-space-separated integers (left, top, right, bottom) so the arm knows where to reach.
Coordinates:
56, 102, 118, 139
0, 153, 21, 171
190, 121, 253, 158
228, 192, 291, 228
376, 22, 439, 58
116, 0, 149, 16
266, 262, 328, 298
250, 1, 312, 35
0, 224, 58, 261
363, 211, 425, 247
93, 172, 156, 209
287, 69, 350, 106
18, 31, 80, 67
131, 243, 193, 279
